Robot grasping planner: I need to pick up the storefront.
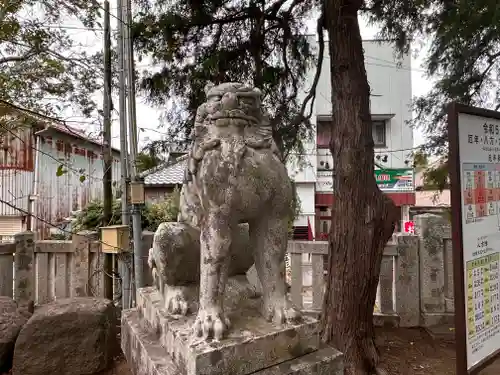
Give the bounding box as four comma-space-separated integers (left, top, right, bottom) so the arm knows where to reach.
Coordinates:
314, 168, 415, 240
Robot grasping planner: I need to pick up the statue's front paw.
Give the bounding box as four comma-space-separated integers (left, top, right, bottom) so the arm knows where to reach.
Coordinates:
191, 307, 230, 342
164, 286, 189, 315
263, 298, 302, 325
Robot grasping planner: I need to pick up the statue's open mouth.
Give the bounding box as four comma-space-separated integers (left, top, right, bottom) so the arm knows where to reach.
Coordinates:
210, 109, 260, 126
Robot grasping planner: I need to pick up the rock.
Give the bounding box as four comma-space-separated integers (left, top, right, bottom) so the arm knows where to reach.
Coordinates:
12, 297, 118, 375
0, 297, 30, 373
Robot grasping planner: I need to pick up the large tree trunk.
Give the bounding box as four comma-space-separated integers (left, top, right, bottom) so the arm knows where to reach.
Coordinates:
320, 1, 399, 374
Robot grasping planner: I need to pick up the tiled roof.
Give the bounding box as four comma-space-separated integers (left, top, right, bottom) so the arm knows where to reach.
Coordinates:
143, 157, 187, 186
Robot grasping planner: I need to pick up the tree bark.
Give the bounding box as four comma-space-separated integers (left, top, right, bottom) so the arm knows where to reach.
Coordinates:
320, 1, 399, 374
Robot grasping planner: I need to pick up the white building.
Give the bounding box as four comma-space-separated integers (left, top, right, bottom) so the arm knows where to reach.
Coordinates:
288, 38, 415, 240
0, 107, 121, 240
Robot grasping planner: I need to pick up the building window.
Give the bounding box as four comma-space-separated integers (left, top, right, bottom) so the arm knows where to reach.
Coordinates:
0, 127, 34, 170
372, 121, 386, 148
319, 119, 386, 148
316, 120, 332, 148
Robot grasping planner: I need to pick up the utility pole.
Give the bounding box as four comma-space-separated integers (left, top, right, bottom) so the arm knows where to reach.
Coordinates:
124, 0, 145, 296
102, 0, 113, 300
117, 0, 129, 228
117, 0, 131, 308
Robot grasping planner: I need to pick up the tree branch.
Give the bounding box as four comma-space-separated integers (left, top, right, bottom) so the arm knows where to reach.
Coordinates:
299, 13, 325, 120
0, 51, 37, 65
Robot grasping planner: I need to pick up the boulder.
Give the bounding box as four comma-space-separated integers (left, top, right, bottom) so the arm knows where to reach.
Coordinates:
0, 297, 32, 373
12, 297, 118, 375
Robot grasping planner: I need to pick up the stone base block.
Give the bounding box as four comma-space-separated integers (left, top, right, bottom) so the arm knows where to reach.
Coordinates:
122, 309, 176, 375
421, 312, 455, 327
122, 309, 344, 375
373, 312, 400, 327
425, 324, 455, 340
137, 287, 320, 375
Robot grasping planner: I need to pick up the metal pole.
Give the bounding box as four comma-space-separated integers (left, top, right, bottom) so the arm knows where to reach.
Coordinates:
124, 0, 144, 299
117, 0, 130, 308
117, 0, 129, 225
103, 0, 113, 228
102, 0, 114, 300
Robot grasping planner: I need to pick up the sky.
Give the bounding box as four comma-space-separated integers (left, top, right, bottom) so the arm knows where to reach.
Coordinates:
57, 4, 433, 151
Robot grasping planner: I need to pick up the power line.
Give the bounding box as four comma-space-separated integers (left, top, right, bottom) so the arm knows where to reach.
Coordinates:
287, 145, 423, 156
132, 57, 427, 73
365, 55, 427, 74
20, 24, 104, 32
0, 99, 103, 132
1, 97, 421, 155
92, 0, 130, 27
0, 98, 172, 140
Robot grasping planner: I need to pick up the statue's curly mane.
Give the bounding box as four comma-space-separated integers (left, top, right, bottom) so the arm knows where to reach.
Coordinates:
178, 82, 283, 227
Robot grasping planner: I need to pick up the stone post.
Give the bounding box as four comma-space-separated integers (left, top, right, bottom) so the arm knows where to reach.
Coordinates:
142, 231, 154, 287
394, 233, 420, 327
414, 213, 451, 326
443, 238, 454, 312
378, 245, 397, 314
14, 231, 35, 305
71, 231, 98, 297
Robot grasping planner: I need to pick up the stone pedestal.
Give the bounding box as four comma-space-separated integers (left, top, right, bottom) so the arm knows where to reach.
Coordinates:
122, 286, 344, 375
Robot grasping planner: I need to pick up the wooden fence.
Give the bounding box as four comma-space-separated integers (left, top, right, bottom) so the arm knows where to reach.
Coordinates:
0, 213, 451, 329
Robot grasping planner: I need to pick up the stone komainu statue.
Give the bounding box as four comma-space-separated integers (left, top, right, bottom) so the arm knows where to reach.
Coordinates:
148, 82, 300, 341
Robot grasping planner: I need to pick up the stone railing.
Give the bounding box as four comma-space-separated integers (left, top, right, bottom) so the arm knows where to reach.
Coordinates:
286, 233, 420, 327
0, 214, 453, 329
285, 213, 453, 328
0, 231, 155, 306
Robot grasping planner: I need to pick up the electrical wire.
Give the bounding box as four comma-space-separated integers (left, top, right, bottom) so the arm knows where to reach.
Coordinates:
1, 97, 422, 158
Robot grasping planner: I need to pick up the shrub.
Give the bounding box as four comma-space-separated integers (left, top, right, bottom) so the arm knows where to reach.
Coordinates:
72, 200, 122, 234
72, 188, 181, 234
142, 188, 181, 231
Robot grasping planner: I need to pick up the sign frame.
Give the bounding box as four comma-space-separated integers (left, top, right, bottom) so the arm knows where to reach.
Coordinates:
374, 168, 414, 192
448, 102, 500, 375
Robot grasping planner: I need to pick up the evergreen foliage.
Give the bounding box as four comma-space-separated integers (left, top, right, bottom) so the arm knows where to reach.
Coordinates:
132, 0, 321, 159
367, 0, 500, 188
0, 1, 104, 117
